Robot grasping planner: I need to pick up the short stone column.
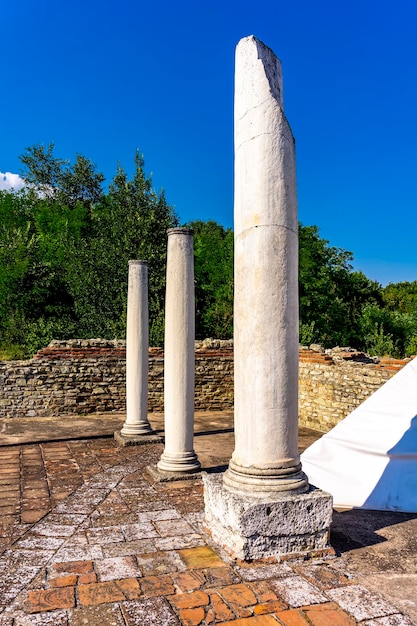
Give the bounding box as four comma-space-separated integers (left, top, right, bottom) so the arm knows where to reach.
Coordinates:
115, 260, 161, 446
157, 228, 200, 474
203, 36, 332, 560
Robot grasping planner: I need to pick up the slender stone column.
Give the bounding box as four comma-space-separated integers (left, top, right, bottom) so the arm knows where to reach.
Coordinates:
157, 228, 200, 473
121, 261, 152, 435
115, 261, 162, 446
203, 36, 332, 560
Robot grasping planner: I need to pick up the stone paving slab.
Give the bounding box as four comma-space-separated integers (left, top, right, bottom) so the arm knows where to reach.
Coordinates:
0, 415, 415, 624
0, 414, 127, 446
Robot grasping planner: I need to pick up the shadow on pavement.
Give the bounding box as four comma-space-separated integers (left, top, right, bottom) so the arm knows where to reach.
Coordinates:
331, 508, 417, 553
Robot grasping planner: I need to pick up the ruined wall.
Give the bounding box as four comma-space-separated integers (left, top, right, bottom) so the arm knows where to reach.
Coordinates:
0, 339, 234, 419
0, 339, 412, 432
298, 348, 409, 431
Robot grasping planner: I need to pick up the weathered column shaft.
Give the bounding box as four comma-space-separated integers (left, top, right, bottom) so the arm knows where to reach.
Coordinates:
223, 35, 307, 496
203, 36, 332, 561
157, 228, 200, 473
121, 260, 152, 436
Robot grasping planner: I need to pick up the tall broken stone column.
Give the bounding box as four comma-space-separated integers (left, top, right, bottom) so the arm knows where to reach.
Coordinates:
157, 228, 201, 474
115, 260, 161, 447
203, 36, 332, 560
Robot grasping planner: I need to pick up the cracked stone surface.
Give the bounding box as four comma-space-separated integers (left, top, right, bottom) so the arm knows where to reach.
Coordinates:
0, 413, 415, 625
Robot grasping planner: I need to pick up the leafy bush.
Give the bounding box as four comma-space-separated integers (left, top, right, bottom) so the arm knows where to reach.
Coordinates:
299, 321, 316, 346
1, 146, 415, 358
23, 316, 78, 358
0, 344, 26, 361
405, 335, 417, 357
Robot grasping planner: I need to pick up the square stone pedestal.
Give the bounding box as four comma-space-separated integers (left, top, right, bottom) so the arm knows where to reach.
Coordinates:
203, 473, 333, 561
146, 464, 201, 483
114, 431, 163, 447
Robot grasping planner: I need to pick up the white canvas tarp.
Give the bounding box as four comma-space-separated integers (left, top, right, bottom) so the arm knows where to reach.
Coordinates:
300, 357, 417, 512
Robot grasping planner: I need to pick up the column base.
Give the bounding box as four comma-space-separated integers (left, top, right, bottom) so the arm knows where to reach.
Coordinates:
203, 473, 333, 561
114, 431, 163, 447
120, 421, 154, 436
147, 464, 202, 483
157, 450, 201, 474
223, 458, 309, 497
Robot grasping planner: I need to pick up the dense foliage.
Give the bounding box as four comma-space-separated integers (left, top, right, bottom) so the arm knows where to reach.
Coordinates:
189, 220, 233, 340
0, 145, 177, 357
298, 225, 417, 356
1, 145, 416, 358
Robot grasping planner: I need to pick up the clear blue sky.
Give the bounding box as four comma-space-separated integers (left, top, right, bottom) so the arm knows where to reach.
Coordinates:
2, 0, 416, 286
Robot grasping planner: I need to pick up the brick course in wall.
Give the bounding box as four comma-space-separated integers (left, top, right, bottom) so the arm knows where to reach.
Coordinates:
0, 340, 413, 432
298, 348, 412, 431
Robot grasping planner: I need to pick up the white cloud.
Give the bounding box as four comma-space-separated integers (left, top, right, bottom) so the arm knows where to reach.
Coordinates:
0, 172, 25, 191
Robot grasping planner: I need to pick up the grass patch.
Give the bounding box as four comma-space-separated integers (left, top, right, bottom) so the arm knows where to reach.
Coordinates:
0, 344, 27, 361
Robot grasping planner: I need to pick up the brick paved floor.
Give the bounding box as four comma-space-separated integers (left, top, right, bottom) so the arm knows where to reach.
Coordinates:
0, 438, 414, 625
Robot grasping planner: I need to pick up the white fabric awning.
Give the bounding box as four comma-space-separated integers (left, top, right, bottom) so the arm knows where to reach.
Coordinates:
300, 358, 417, 512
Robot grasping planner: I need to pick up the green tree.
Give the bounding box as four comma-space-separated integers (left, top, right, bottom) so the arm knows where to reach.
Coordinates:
357, 281, 417, 357
20, 143, 105, 210
188, 220, 233, 339
298, 223, 382, 348
0, 189, 84, 354
1, 148, 176, 355
0, 190, 34, 351
382, 281, 417, 314
6, 143, 107, 353
6, 143, 414, 358
66, 153, 178, 345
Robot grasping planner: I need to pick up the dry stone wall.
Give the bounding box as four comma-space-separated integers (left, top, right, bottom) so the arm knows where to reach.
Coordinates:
0, 339, 234, 420
298, 348, 411, 431
0, 339, 412, 432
